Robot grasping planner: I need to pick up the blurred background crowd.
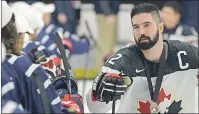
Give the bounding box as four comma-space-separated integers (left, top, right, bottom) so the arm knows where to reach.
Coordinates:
5, 0, 198, 80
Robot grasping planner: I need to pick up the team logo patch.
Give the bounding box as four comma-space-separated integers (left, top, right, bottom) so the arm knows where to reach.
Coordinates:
137, 88, 183, 113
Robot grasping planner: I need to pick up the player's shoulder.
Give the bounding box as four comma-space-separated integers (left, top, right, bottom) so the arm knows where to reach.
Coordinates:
167, 40, 197, 52
178, 24, 197, 36
106, 45, 140, 65
166, 40, 198, 69
179, 24, 196, 32
116, 45, 139, 58
179, 24, 193, 29
106, 45, 141, 65
167, 40, 198, 58
23, 41, 39, 52
6, 54, 37, 72
103, 45, 141, 74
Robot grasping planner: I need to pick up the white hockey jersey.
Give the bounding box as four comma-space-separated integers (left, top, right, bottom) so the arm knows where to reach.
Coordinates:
86, 40, 199, 113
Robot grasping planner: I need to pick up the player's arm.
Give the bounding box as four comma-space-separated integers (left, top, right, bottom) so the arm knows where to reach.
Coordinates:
39, 59, 84, 113
30, 63, 83, 113
86, 53, 133, 113
13, 55, 81, 113
52, 70, 84, 113
27, 44, 84, 113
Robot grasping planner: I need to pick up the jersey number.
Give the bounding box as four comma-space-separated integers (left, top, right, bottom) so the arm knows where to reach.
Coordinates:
177, 51, 189, 69
108, 54, 122, 65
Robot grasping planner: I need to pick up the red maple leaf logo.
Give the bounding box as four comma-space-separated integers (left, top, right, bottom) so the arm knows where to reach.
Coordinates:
137, 101, 151, 114
157, 88, 171, 105
137, 88, 172, 114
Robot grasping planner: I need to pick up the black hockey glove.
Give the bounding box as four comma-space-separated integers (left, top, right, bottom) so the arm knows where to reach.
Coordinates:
39, 57, 78, 94
92, 72, 133, 103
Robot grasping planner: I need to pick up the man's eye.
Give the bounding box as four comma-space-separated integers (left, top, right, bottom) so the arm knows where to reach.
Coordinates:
144, 24, 150, 27
134, 26, 139, 29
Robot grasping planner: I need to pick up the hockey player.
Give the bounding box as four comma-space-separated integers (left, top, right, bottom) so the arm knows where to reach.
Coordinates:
1, 1, 83, 113
66, 33, 90, 55
11, 2, 80, 99
10, 2, 56, 58
1, 43, 27, 113
161, 1, 198, 46
86, 3, 198, 113
31, 2, 63, 57
31, 2, 90, 57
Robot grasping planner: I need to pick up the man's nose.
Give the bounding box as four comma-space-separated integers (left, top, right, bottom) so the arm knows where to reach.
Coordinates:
139, 27, 145, 35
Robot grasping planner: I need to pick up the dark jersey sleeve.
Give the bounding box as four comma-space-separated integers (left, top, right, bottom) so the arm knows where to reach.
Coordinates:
102, 50, 126, 74
6, 55, 63, 113
1, 100, 28, 113
35, 25, 60, 57
1, 60, 24, 105
101, 45, 141, 77
188, 43, 199, 67
1, 70, 18, 102
22, 41, 56, 58
168, 40, 199, 70
181, 24, 198, 36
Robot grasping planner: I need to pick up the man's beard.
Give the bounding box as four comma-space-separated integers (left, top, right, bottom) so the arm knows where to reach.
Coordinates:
135, 31, 159, 50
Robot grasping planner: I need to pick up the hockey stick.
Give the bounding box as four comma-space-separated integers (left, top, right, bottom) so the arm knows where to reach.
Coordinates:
53, 32, 71, 96
112, 83, 117, 114
81, 21, 93, 96
33, 72, 51, 113
85, 21, 104, 56
81, 20, 104, 96
85, 20, 117, 113
112, 98, 116, 114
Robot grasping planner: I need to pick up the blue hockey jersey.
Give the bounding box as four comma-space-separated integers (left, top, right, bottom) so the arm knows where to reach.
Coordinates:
36, 23, 90, 56
1, 100, 28, 113
2, 54, 63, 113
66, 34, 90, 54
35, 24, 61, 57
22, 41, 57, 58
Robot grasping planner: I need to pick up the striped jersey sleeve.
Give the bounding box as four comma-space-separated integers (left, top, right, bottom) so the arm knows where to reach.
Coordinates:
4, 55, 63, 113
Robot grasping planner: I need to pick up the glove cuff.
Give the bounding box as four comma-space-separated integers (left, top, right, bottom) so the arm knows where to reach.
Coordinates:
61, 93, 84, 113
62, 100, 81, 113
91, 90, 97, 102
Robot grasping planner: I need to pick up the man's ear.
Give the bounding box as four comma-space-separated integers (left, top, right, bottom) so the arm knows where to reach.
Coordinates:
19, 37, 24, 44
159, 22, 164, 33
176, 13, 181, 21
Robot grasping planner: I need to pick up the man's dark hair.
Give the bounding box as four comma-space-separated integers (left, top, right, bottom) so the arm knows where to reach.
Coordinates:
163, 1, 181, 14
130, 3, 161, 24
1, 14, 18, 54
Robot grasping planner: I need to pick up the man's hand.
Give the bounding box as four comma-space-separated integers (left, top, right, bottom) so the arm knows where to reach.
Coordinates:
92, 72, 133, 103
57, 13, 67, 24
